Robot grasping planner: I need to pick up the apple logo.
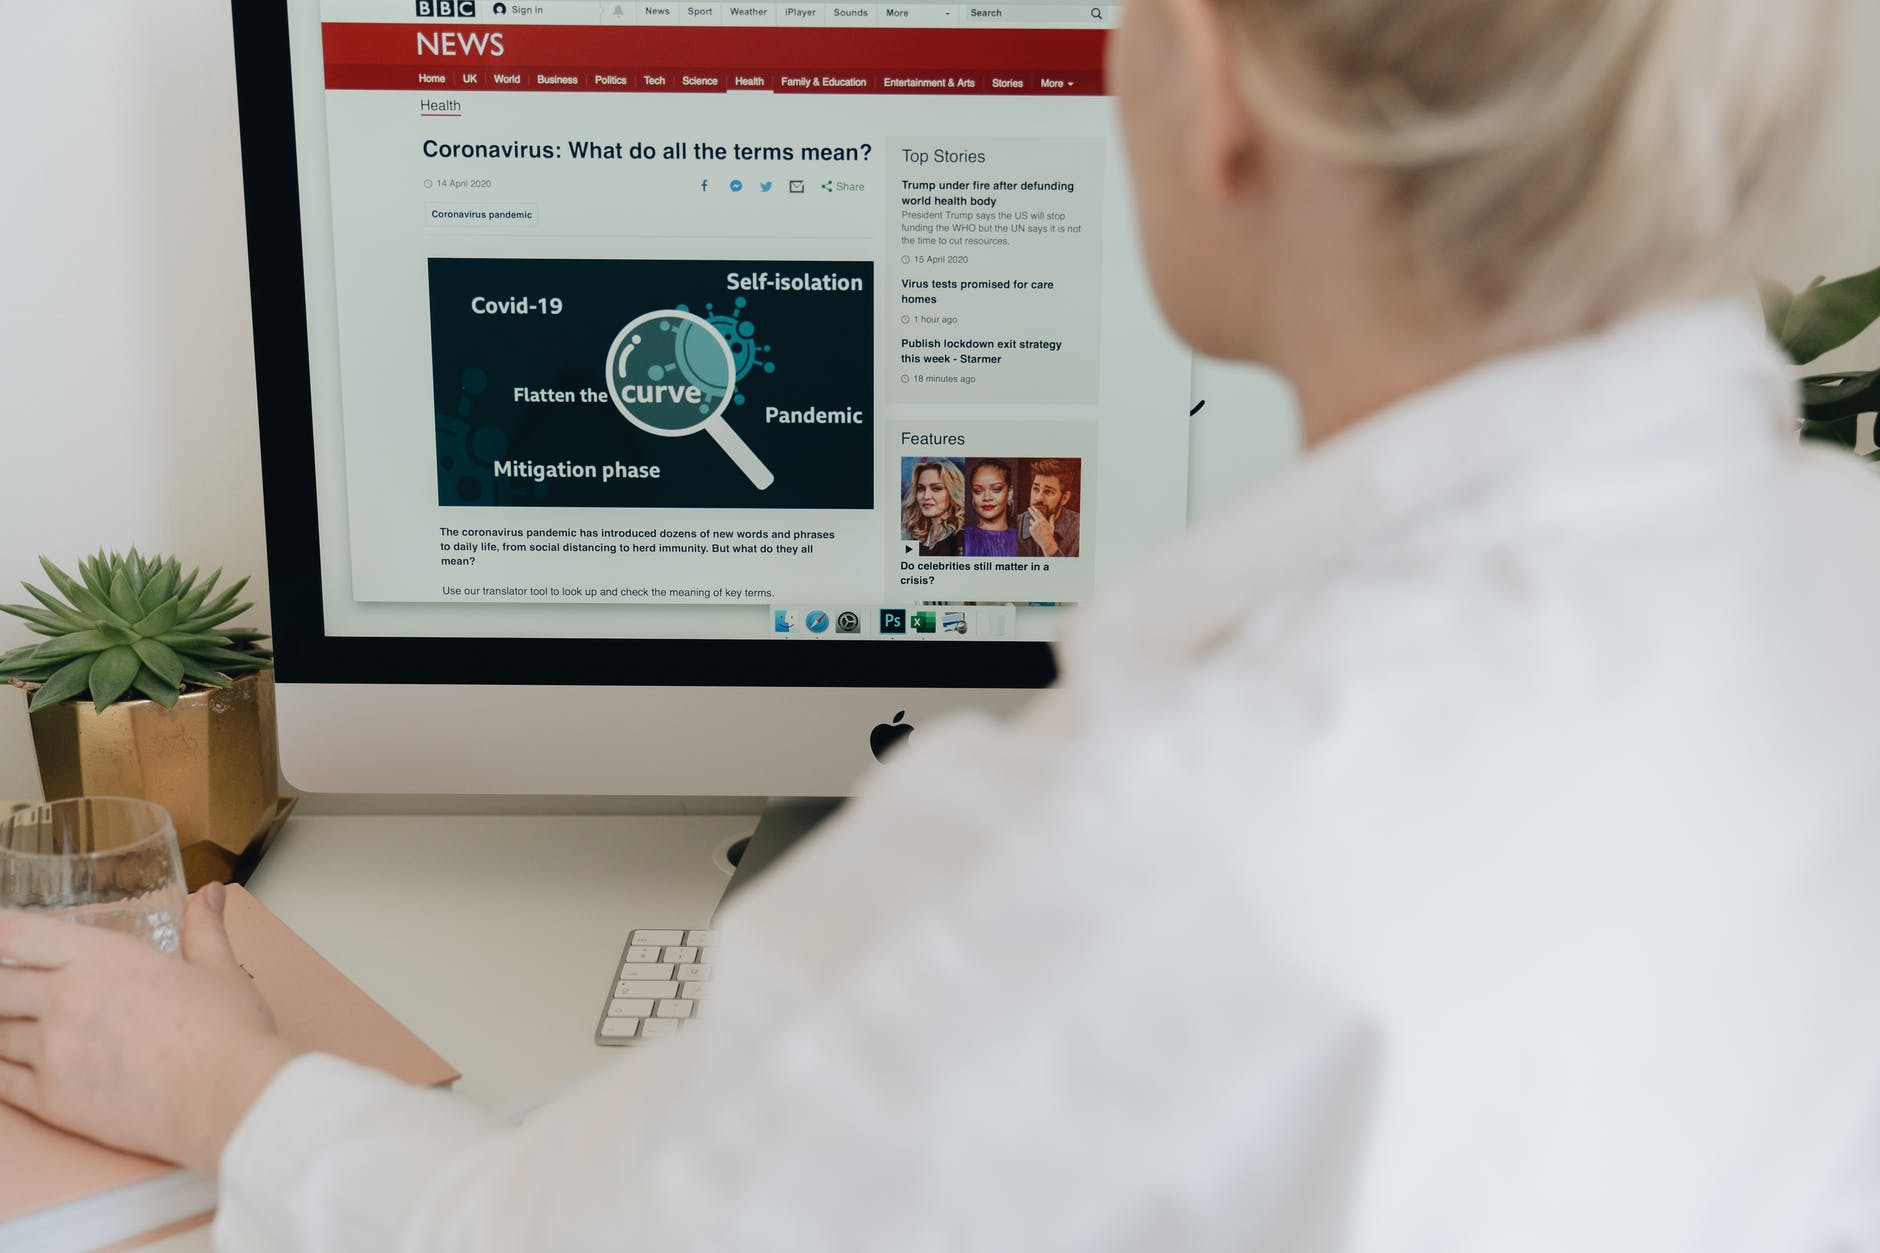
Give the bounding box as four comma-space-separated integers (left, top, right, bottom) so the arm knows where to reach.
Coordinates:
870, 710, 914, 762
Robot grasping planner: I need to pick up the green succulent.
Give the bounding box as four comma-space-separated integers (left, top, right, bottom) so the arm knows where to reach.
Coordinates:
0, 550, 272, 713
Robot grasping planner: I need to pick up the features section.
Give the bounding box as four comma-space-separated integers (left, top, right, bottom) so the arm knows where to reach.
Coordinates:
891, 137, 1101, 403
889, 420, 1096, 602
429, 257, 874, 509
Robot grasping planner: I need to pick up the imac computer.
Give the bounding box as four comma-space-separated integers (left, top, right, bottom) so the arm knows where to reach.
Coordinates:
228, 1, 1293, 874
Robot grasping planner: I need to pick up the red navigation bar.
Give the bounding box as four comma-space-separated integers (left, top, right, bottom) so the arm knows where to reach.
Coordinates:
323, 23, 1108, 95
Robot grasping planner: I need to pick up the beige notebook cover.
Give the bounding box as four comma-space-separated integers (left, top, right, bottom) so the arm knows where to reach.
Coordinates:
0, 884, 459, 1243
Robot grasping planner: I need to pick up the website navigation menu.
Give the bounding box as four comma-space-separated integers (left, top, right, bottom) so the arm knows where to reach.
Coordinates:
324, 24, 1107, 93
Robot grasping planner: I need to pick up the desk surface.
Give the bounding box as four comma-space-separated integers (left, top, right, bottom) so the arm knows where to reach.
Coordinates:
145, 809, 754, 1251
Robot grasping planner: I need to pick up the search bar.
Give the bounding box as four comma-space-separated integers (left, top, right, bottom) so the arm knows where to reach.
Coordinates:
961, 3, 1118, 23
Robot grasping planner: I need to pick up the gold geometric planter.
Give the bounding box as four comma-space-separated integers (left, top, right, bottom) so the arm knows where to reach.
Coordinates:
25, 670, 281, 889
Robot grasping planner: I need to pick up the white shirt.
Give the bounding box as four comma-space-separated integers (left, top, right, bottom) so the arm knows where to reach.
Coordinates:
216, 304, 1880, 1252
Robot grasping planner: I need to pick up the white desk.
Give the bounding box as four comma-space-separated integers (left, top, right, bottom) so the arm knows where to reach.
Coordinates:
146, 809, 755, 1251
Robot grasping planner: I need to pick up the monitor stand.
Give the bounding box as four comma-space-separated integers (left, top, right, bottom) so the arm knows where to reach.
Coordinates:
713, 796, 843, 917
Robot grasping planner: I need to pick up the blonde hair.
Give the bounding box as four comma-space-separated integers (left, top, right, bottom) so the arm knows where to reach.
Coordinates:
901, 459, 966, 544
1224, 0, 1835, 343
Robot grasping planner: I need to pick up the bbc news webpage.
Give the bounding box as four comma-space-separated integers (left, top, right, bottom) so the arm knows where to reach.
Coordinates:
292, 0, 1190, 642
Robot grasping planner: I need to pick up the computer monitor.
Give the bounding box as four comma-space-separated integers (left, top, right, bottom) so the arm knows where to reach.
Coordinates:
229, 0, 1292, 804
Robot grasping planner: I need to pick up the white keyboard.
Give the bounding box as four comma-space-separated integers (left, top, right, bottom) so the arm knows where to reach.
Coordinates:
593, 928, 717, 1045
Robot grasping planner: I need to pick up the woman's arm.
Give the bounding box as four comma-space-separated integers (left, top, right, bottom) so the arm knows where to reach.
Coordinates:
0, 884, 302, 1174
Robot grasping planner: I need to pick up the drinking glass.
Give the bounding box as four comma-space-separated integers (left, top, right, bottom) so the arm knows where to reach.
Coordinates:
0, 797, 187, 953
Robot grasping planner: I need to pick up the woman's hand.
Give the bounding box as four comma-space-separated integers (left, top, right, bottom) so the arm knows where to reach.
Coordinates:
0, 882, 302, 1174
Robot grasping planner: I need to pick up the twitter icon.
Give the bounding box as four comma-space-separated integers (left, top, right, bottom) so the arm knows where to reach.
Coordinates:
760, 180, 774, 192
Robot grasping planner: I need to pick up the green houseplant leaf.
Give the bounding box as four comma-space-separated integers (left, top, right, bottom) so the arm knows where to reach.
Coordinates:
131, 597, 182, 638
87, 645, 143, 710
131, 637, 186, 689
26, 655, 94, 712
1774, 263, 1880, 366
39, 559, 132, 631
1764, 266, 1880, 452
141, 558, 180, 615
0, 603, 80, 636
1, 551, 272, 714
1758, 276, 1797, 344
130, 667, 181, 709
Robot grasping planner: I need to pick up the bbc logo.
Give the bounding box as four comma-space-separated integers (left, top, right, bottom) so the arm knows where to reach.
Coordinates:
417, 0, 476, 15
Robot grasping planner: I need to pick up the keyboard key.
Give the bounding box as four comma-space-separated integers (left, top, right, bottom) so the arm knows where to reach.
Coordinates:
602, 927, 721, 1047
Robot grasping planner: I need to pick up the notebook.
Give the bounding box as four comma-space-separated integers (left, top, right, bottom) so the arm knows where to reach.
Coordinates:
0, 884, 459, 1252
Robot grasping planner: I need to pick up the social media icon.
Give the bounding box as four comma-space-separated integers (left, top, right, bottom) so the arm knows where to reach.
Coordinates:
912, 611, 938, 634
835, 611, 861, 634
773, 609, 794, 633
879, 608, 906, 635
760, 180, 774, 192
806, 610, 830, 634
700, 179, 708, 191
788, 180, 806, 193
730, 179, 744, 192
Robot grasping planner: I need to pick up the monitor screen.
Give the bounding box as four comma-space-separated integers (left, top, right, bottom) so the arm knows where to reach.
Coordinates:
232, 0, 1239, 795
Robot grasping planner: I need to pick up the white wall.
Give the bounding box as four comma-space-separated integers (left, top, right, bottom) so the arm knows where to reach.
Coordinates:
0, 0, 1876, 801
1756, 0, 1880, 380
0, 1, 268, 798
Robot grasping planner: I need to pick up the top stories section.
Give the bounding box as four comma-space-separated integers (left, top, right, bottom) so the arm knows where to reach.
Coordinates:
322, 23, 1109, 94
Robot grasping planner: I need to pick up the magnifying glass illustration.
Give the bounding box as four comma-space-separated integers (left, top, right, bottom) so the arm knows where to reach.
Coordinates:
604, 308, 774, 490
1090, 6, 1102, 17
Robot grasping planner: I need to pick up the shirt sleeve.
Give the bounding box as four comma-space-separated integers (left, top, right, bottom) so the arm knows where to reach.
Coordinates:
213, 1052, 511, 1252
205, 710, 1082, 1253
209, 702, 1374, 1253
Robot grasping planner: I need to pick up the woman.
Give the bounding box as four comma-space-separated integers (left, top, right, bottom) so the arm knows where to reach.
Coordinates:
900, 458, 965, 557
963, 458, 1017, 558
6, 0, 1879, 1248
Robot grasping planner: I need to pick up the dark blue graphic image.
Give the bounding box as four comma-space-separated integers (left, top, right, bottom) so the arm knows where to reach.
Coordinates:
429, 258, 873, 508
435, 366, 548, 506
605, 308, 775, 489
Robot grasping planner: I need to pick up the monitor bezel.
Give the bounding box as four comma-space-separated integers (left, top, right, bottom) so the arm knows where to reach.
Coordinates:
230, 0, 1059, 692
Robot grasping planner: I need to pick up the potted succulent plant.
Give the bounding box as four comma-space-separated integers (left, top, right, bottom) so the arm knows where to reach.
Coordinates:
0, 550, 283, 888
1759, 262, 1880, 457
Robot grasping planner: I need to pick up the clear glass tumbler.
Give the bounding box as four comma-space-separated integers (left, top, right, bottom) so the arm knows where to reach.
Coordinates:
0, 797, 188, 953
